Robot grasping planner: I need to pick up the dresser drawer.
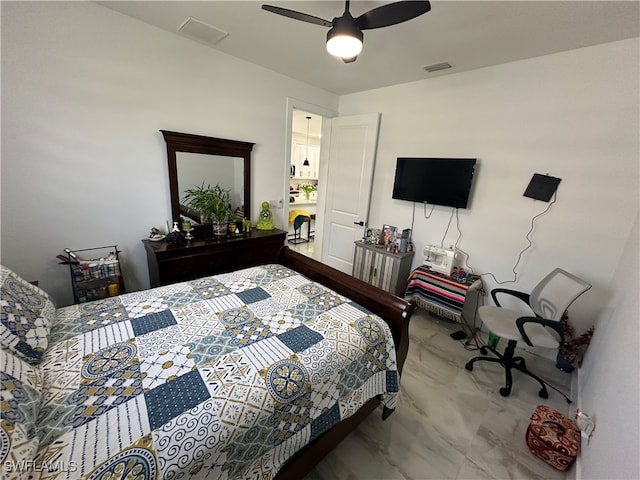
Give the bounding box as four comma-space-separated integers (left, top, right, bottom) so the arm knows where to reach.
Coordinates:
236, 241, 283, 268
159, 251, 233, 284
143, 229, 287, 287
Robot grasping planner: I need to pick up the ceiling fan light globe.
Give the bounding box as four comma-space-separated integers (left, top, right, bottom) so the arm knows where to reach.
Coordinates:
326, 17, 363, 59
326, 34, 362, 59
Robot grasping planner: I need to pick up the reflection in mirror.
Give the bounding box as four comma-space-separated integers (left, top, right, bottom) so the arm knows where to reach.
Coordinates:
176, 153, 244, 211
161, 130, 254, 236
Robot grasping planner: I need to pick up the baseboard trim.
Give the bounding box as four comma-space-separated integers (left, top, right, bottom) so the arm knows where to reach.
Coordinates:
566, 368, 582, 480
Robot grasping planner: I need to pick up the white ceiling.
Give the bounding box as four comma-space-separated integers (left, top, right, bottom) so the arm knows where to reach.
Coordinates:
99, 1, 639, 97
98, 1, 639, 136
291, 110, 324, 142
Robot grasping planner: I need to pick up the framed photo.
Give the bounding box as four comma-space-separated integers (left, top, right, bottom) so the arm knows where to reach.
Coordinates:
379, 224, 397, 245
364, 228, 381, 245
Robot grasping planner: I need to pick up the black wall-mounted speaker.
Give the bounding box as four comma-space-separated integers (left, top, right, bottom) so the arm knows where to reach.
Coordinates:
523, 174, 562, 202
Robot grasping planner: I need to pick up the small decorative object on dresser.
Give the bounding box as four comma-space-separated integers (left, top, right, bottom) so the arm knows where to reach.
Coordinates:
182, 219, 194, 240
148, 227, 165, 242
256, 201, 275, 230
165, 222, 186, 245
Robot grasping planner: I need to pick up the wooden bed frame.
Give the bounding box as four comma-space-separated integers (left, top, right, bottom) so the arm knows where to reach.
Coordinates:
274, 246, 415, 480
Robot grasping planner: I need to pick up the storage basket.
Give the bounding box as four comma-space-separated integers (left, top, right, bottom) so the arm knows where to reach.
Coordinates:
526, 404, 580, 471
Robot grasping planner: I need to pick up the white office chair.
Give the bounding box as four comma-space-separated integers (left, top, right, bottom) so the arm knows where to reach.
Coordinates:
465, 268, 591, 402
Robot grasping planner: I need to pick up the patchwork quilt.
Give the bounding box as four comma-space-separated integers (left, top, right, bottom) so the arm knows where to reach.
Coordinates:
4, 264, 399, 479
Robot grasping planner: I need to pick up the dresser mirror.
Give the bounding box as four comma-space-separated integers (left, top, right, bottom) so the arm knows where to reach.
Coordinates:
161, 130, 254, 234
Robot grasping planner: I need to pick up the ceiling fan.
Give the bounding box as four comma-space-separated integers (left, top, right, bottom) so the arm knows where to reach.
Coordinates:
262, 1, 431, 63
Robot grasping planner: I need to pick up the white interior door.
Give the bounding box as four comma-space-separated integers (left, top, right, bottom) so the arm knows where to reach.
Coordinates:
319, 113, 380, 274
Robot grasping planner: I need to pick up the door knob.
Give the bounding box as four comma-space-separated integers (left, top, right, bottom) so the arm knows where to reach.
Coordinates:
353, 221, 364, 226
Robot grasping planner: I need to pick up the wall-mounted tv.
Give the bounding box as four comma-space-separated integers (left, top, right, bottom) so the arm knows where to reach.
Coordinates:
392, 157, 477, 208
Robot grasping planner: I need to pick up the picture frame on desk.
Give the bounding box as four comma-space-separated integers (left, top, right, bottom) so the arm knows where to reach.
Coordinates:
364, 227, 381, 245
379, 225, 397, 246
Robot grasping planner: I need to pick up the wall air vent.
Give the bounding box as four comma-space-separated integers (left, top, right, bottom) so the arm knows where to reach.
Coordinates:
177, 16, 229, 46
423, 62, 453, 73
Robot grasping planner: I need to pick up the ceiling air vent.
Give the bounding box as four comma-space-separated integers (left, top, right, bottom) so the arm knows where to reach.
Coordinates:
177, 17, 229, 46
423, 62, 452, 73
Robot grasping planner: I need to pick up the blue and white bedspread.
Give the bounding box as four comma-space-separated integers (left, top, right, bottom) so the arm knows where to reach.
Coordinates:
34, 264, 399, 479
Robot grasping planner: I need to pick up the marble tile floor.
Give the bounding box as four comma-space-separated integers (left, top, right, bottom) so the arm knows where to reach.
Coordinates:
288, 237, 315, 258
304, 308, 574, 480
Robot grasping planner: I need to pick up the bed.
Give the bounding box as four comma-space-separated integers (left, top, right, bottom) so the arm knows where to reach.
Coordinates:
1, 246, 414, 480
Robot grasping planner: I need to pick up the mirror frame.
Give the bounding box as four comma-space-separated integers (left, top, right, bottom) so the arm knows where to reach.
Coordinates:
161, 130, 254, 226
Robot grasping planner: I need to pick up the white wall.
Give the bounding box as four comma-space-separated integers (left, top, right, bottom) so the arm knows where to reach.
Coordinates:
577, 214, 639, 479
339, 38, 639, 333
1, 2, 338, 305
338, 39, 639, 476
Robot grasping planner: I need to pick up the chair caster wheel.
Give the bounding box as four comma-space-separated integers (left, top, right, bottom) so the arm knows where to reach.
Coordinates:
465, 362, 473, 371
499, 387, 511, 397
480, 346, 488, 355
538, 388, 549, 399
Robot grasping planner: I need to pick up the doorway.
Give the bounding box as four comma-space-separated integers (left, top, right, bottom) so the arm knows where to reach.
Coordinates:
284, 102, 380, 271
287, 109, 323, 259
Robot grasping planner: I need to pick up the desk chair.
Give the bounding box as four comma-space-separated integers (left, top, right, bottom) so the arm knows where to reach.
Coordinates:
465, 268, 591, 402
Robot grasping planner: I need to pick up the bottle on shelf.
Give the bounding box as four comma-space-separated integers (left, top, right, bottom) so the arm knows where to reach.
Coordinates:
107, 280, 119, 297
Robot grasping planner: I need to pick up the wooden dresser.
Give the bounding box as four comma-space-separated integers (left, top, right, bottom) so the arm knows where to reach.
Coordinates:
142, 229, 287, 287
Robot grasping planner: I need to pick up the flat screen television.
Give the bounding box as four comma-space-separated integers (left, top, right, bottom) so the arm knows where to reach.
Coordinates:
392, 157, 477, 208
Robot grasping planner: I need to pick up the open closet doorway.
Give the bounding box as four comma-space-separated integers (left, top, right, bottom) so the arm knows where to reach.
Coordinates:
287, 110, 323, 259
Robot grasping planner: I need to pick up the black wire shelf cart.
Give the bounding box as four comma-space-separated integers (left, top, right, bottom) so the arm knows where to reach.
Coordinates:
63, 245, 125, 303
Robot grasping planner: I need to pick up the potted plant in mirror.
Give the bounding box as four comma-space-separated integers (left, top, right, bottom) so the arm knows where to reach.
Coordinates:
183, 183, 231, 237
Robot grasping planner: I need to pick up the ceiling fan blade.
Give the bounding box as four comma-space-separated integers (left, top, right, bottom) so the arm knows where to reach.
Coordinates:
356, 1, 431, 30
262, 4, 332, 27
